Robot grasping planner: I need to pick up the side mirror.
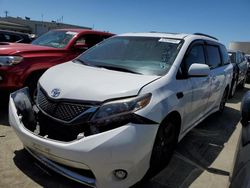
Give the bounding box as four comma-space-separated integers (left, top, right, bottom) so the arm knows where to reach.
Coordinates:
188, 63, 210, 77
74, 43, 88, 50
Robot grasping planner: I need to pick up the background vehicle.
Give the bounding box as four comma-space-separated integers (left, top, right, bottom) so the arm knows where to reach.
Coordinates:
0, 29, 113, 95
245, 54, 250, 82
0, 30, 32, 43
9, 32, 233, 188
230, 91, 250, 188
228, 50, 248, 97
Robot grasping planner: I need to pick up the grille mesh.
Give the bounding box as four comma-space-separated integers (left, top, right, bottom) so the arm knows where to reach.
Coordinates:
37, 89, 90, 122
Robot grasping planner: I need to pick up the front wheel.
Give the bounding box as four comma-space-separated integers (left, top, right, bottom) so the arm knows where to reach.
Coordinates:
148, 119, 178, 177
218, 89, 228, 113
229, 78, 237, 98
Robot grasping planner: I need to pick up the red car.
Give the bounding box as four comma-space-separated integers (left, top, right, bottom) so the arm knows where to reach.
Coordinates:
0, 29, 113, 94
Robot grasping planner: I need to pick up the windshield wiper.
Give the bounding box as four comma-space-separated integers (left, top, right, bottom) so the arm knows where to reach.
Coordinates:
96, 65, 142, 75
74, 59, 92, 66
74, 60, 142, 74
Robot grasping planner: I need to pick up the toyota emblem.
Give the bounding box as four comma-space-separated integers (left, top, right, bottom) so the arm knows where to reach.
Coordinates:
51, 88, 61, 98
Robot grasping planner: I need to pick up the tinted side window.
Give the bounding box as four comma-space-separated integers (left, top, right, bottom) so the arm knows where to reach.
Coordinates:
228, 52, 236, 64
3, 34, 11, 41
239, 52, 245, 62
75, 35, 106, 48
206, 45, 222, 68
185, 45, 206, 70
3, 34, 21, 42
236, 52, 241, 64
220, 45, 230, 65
12, 34, 22, 42
177, 44, 205, 79
0, 34, 5, 41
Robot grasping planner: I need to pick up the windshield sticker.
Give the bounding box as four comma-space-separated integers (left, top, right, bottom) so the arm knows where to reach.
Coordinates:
159, 38, 181, 44
66, 31, 77, 36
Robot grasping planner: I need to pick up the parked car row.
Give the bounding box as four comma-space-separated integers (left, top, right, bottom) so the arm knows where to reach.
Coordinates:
227, 50, 248, 97
245, 54, 250, 82
1, 29, 248, 101
229, 91, 250, 188
0, 29, 113, 98
9, 32, 235, 187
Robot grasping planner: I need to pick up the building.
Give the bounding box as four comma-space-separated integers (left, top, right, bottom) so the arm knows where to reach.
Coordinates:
0, 16, 91, 36
229, 42, 250, 54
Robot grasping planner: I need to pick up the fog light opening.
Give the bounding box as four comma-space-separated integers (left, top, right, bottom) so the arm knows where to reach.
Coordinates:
114, 169, 127, 180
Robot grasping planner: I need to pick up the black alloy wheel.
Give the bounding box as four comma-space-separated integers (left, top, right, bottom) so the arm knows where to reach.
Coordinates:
148, 119, 178, 177
229, 78, 237, 98
219, 89, 228, 113
239, 76, 246, 89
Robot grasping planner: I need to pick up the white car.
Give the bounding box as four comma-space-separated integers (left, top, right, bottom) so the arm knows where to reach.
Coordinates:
9, 32, 233, 188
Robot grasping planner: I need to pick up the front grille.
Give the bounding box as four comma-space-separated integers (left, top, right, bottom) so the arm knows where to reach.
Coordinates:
32, 113, 91, 141
37, 89, 91, 122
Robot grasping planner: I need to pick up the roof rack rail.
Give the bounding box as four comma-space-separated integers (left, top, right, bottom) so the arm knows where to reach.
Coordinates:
193, 33, 218, 40
149, 31, 180, 35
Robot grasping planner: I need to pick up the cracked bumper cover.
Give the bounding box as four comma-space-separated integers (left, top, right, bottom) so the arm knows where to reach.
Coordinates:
9, 88, 159, 188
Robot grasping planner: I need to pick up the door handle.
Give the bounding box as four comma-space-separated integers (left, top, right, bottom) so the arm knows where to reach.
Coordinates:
176, 92, 184, 99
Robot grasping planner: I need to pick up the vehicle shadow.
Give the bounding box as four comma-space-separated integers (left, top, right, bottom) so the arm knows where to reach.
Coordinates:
13, 149, 89, 188
228, 86, 249, 104
139, 105, 240, 188
0, 93, 9, 126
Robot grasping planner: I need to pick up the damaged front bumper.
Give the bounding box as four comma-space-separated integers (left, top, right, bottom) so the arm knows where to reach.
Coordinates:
9, 87, 159, 188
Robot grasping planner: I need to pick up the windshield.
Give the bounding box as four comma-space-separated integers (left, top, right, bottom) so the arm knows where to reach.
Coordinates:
32, 30, 77, 48
76, 36, 183, 76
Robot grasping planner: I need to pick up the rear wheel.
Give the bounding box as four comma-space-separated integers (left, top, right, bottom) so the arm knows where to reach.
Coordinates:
239, 76, 246, 89
147, 118, 178, 177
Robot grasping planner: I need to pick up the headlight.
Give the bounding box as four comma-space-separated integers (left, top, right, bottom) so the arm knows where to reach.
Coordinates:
92, 93, 151, 121
0, 56, 23, 66
90, 93, 152, 134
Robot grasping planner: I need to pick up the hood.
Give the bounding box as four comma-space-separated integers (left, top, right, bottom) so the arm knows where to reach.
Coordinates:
0, 43, 57, 55
39, 62, 160, 102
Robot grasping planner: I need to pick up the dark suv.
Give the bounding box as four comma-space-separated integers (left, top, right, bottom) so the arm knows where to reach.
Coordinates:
228, 50, 248, 97
0, 30, 32, 43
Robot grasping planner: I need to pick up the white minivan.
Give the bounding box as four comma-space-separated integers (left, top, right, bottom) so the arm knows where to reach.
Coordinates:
9, 32, 233, 188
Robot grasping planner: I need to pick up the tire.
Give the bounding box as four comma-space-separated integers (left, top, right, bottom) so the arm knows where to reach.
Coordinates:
218, 89, 228, 113
229, 78, 237, 98
239, 76, 246, 89
147, 118, 178, 177
246, 75, 250, 84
